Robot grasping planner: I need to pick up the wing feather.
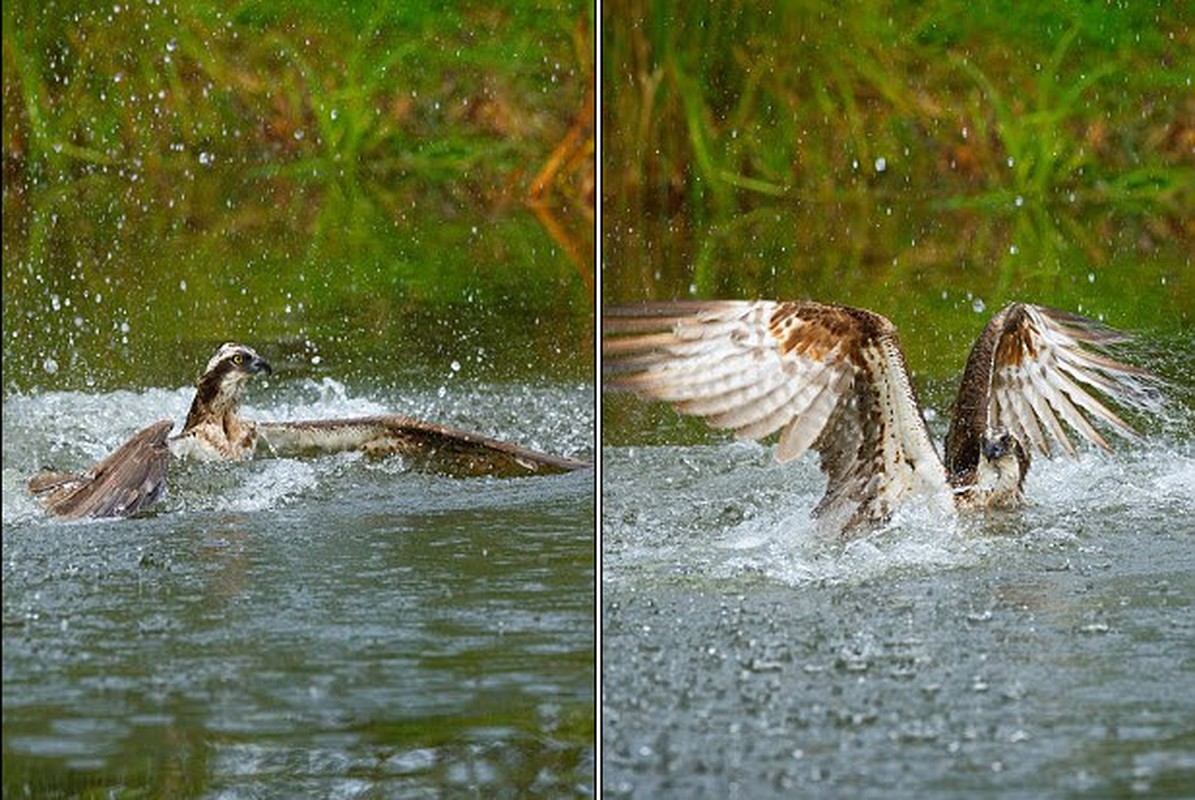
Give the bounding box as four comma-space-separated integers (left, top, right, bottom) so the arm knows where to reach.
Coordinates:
605, 301, 949, 532
947, 302, 1159, 477
1045, 368, 1135, 446
993, 380, 1049, 455
775, 370, 852, 462
1008, 359, 1078, 456
999, 305, 1158, 453
674, 356, 793, 418
1021, 364, 1104, 453
704, 377, 799, 434
255, 416, 587, 477
29, 419, 173, 520
734, 368, 834, 443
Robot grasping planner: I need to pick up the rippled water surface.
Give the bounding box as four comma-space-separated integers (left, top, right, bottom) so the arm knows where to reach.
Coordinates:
3, 379, 595, 797
601, 430, 1195, 797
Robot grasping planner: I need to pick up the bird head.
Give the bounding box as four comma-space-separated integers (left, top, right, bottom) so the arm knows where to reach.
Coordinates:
185, 343, 272, 426
979, 427, 1030, 480
201, 342, 271, 394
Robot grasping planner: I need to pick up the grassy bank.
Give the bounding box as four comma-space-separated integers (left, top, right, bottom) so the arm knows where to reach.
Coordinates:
602, 0, 1193, 218
4, 0, 593, 210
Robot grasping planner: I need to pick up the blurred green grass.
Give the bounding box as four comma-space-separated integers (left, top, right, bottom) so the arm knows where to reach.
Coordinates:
602, 0, 1194, 216
5, 1, 592, 201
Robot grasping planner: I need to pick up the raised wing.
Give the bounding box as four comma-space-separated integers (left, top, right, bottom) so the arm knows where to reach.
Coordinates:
255, 416, 588, 478
945, 303, 1160, 477
604, 301, 950, 529
28, 419, 173, 520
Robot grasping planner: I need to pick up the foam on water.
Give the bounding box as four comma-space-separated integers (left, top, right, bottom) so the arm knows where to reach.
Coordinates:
603, 433, 1195, 589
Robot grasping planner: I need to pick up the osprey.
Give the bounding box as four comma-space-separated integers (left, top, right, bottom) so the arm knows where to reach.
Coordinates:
29, 343, 588, 520
604, 301, 1159, 534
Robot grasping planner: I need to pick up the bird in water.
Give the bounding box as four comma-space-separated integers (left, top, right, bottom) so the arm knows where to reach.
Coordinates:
604, 301, 1161, 535
28, 342, 588, 520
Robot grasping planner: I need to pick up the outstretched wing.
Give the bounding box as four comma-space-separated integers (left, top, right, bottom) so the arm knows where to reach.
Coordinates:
945, 303, 1160, 477
255, 416, 588, 478
28, 419, 173, 520
604, 301, 949, 529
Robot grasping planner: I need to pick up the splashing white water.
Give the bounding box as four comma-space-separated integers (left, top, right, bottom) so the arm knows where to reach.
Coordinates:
603, 435, 1195, 589
3, 379, 593, 527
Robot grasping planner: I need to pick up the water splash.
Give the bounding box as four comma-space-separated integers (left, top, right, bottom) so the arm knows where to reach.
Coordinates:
3, 378, 593, 527
603, 434, 1195, 589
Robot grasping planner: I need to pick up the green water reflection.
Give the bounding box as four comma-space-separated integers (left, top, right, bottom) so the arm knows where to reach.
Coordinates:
3, 167, 593, 395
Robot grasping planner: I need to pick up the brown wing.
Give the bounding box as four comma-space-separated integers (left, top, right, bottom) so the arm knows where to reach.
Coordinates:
255, 416, 588, 478
604, 301, 949, 528
945, 303, 1159, 478
28, 420, 173, 520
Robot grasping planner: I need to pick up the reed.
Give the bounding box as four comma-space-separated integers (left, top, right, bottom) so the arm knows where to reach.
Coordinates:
602, 0, 1193, 215
3, 1, 591, 207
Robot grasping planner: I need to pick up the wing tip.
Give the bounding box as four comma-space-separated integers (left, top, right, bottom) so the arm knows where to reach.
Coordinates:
33, 419, 173, 521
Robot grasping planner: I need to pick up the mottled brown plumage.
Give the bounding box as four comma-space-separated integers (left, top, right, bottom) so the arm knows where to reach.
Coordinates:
605, 300, 1158, 534
256, 416, 588, 477
28, 420, 172, 520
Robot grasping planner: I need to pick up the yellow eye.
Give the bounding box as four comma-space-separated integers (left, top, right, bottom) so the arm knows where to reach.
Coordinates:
232, 354, 244, 365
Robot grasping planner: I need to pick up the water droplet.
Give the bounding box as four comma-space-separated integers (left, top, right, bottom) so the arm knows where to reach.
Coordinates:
874, 157, 887, 172
972, 298, 986, 313
43, 357, 59, 374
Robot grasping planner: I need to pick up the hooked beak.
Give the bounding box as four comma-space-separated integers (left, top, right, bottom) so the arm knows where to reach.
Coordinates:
251, 356, 272, 376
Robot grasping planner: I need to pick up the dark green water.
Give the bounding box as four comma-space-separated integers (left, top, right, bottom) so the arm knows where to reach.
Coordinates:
3, 371, 594, 799
5, 460, 593, 797
3, 163, 593, 396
